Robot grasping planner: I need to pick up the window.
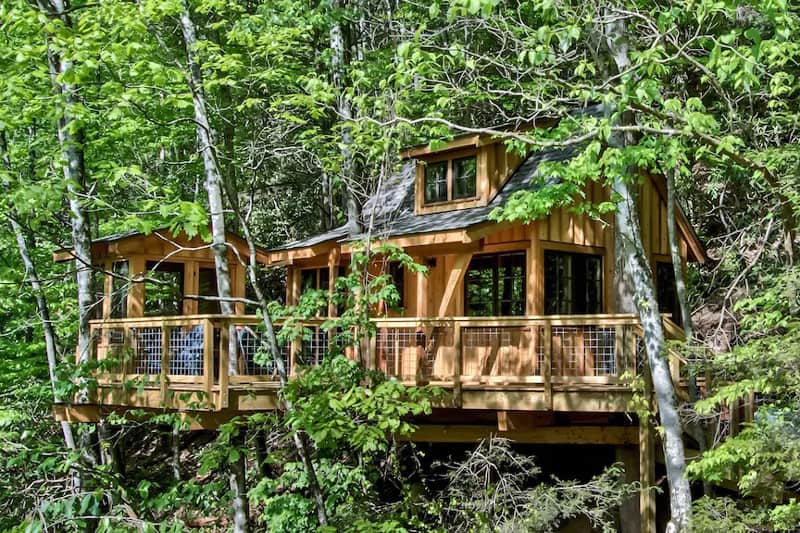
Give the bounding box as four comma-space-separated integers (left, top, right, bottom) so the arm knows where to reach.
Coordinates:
656, 262, 681, 325
198, 267, 221, 314
300, 266, 345, 315
424, 161, 448, 203
422, 155, 478, 204
544, 251, 602, 314
388, 262, 405, 308
144, 261, 184, 317
465, 252, 526, 316
453, 156, 477, 199
110, 261, 128, 319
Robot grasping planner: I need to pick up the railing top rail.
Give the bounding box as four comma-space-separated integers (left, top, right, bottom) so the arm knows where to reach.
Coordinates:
91, 313, 649, 329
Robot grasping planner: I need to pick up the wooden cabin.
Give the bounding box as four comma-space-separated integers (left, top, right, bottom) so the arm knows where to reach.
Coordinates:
54, 135, 706, 533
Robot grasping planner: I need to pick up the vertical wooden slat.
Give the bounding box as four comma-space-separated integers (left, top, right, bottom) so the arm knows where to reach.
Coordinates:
160, 325, 170, 406
453, 324, 463, 407
218, 323, 229, 410
543, 324, 553, 410
203, 319, 214, 401
615, 325, 625, 377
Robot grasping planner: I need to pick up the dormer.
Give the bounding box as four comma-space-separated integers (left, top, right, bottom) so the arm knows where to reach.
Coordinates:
402, 134, 525, 215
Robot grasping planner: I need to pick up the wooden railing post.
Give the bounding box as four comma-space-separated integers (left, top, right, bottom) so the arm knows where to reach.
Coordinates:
614, 325, 625, 377
203, 319, 214, 406
453, 323, 463, 408
219, 322, 230, 410
160, 325, 170, 406
543, 323, 553, 410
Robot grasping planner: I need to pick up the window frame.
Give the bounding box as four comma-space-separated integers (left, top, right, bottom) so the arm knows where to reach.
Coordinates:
421, 151, 479, 206
464, 251, 527, 317
544, 250, 603, 315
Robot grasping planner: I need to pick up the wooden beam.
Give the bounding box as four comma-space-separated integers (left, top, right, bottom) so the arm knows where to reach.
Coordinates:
183, 261, 199, 315
438, 253, 473, 317
404, 424, 638, 445
527, 223, 544, 316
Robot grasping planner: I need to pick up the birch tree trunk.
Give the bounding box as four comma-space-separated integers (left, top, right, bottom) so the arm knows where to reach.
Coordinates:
41, 0, 94, 373
604, 10, 692, 532
178, 6, 248, 532
1, 131, 77, 453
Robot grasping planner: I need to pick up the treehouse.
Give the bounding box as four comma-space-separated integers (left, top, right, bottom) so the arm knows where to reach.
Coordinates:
54, 135, 707, 532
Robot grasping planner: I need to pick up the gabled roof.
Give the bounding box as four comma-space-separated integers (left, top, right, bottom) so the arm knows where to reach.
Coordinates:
269, 147, 708, 263
271, 148, 574, 251
53, 228, 269, 263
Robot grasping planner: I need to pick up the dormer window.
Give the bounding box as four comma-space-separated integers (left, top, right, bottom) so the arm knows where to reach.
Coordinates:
423, 155, 477, 205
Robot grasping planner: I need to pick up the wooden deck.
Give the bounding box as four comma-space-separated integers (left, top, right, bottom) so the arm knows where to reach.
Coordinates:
54, 313, 685, 426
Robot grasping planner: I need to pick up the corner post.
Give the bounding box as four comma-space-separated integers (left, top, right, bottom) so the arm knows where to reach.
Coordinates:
543, 322, 553, 410
203, 319, 214, 406
219, 322, 230, 410
453, 322, 463, 407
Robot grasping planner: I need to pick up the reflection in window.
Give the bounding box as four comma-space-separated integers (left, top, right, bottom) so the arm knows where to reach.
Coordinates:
453, 156, 477, 199
198, 267, 221, 314
424, 161, 448, 203
465, 252, 526, 316
144, 261, 184, 317
544, 251, 602, 314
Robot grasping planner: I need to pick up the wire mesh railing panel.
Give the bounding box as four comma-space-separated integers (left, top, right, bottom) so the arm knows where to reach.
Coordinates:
168, 326, 205, 376
131, 327, 162, 375
551, 326, 617, 377
376, 327, 422, 379
462, 326, 535, 377
235, 325, 289, 377
298, 327, 328, 367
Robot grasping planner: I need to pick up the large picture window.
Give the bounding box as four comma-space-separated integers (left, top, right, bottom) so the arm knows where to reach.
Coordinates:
423, 154, 478, 205
465, 252, 526, 316
544, 251, 602, 315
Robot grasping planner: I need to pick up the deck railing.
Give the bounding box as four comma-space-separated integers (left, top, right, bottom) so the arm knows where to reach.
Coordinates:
87, 314, 681, 410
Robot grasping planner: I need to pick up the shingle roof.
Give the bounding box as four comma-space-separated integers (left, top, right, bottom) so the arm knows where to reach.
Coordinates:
270, 148, 574, 251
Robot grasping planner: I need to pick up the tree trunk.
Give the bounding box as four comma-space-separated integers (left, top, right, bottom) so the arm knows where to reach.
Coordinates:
604, 11, 691, 532
178, 6, 248, 531
1, 130, 78, 453
665, 171, 693, 339
329, 0, 360, 237
225, 202, 329, 527
43, 0, 94, 374
228, 432, 249, 532
666, 170, 711, 495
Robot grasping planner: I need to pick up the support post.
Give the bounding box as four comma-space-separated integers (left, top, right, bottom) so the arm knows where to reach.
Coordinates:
453, 323, 463, 407
203, 319, 214, 405
161, 325, 170, 406
639, 416, 656, 533
219, 323, 230, 410
543, 324, 553, 410
527, 223, 544, 316
127, 255, 146, 318
183, 261, 199, 315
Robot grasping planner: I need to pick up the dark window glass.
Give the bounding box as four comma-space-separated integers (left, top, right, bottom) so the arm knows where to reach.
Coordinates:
424, 161, 448, 203
465, 252, 526, 316
544, 251, 602, 314
388, 262, 405, 308
453, 156, 477, 199
110, 261, 128, 319
656, 262, 681, 325
198, 267, 221, 314
91, 267, 106, 319
144, 261, 184, 317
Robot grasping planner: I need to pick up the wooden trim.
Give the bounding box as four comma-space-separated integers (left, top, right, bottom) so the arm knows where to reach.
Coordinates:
404, 424, 638, 445
542, 240, 605, 256
401, 135, 482, 159
127, 255, 146, 318
438, 253, 473, 317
